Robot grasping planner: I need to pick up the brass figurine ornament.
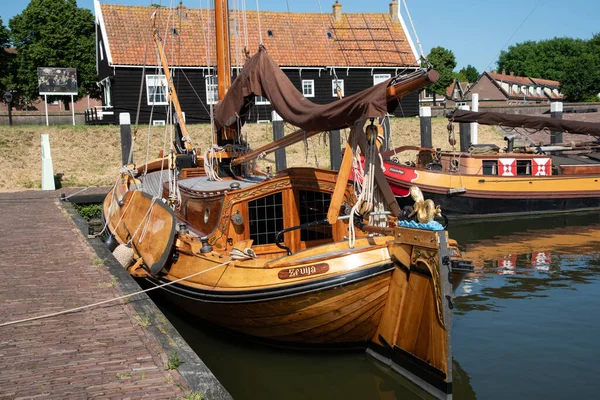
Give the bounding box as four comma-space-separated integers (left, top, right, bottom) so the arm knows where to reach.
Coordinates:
408, 186, 442, 223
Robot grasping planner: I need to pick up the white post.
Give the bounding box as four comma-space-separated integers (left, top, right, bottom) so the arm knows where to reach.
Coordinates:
471, 93, 479, 145
41, 134, 55, 190
71, 94, 75, 125
44, 94, 49, 126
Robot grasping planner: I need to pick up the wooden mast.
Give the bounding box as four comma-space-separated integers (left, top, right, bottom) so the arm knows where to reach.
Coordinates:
214, 0, 234, 144
152, 27, 193, 153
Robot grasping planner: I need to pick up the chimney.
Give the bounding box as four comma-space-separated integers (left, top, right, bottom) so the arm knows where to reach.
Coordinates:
510, 71, 514, 77
332, 1, 342, 23
389, 0, 400, 23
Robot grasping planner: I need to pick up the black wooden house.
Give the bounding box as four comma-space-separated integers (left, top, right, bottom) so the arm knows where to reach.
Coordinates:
90, 0, 420, 125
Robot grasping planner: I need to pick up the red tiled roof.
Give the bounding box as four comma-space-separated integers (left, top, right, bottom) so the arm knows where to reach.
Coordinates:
486, 72, 563, 101
488, 72, 532, 86
530, 77, 560, 88
100, 3, 416, 67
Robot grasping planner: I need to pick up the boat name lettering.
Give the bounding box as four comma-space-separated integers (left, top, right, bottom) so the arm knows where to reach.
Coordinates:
278, 263, 329, 279
389, 167, 405, 175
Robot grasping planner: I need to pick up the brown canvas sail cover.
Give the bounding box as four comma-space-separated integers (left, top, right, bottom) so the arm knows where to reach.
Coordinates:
450, 110, 600, 137
214, 48, 392, 132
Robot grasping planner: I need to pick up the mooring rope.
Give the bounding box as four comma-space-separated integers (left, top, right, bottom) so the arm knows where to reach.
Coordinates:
0, 261, 231, 328
61, 187, 90, 201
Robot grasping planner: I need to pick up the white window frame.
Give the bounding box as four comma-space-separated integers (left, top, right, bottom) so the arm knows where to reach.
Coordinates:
373, 74, 390, 85
102, 79, 112, 107
146, 74, 168, 106
332, 79, 344, 97
205, 75, 218, 105
255, 95, 270, 105
302, 79, 315, 97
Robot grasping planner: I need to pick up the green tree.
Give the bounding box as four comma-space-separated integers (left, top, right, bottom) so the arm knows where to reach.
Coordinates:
497, 36, 600, 102
559, 34, 600, 102
9, 0, 98, 108
425, 47, 457, 105
0, 17, 12, 95
455, 65, 479, 83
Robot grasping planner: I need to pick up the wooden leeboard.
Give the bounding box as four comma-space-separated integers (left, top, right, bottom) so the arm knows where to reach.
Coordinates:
118, 190, 177, 274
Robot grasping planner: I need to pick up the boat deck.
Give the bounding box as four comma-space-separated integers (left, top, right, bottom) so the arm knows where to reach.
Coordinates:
0, 190, 230, 399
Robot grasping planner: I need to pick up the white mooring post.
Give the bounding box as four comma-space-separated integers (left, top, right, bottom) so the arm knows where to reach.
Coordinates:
41, 134, 55, 190
272, 111, 286, 171
71, 94, 75, 125
419, 106, 432, 148
471, 93, 479, 145
44, 95, 49, 126
550, 102, 563, 144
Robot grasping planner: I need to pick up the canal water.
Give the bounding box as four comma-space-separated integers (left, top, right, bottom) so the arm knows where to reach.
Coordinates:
153, 211, 600, 399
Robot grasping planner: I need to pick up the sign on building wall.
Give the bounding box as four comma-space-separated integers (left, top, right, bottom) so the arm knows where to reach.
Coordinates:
38, 67, 78, 95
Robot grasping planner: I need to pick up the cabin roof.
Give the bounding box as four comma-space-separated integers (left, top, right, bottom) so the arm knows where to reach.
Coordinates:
98, 3, 418, 68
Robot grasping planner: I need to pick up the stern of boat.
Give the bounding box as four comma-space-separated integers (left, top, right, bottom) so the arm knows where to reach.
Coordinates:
367, 227, 453, 399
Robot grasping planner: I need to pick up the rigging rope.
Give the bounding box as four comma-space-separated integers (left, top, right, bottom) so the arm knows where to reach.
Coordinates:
0, 261, 231, 328
255, 0, 263, 44
401, 0, 425, 62
284, 0, 301, 75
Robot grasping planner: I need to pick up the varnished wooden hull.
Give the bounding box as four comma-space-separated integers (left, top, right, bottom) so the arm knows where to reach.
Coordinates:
103, 171, 455, 398
385, 160, 600, 217
144, 263, 394, 345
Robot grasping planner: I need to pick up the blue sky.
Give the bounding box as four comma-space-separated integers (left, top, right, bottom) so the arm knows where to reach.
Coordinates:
1, 0, 598, 73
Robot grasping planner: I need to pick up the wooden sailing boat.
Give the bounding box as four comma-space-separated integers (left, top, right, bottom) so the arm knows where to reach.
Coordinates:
383, 109, 600, 217
102, 2, 456, 397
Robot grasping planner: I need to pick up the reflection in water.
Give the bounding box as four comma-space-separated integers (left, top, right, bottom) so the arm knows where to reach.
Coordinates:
151, 212, 600, 399
447, 213, 600, 399
156, 302, 436, 400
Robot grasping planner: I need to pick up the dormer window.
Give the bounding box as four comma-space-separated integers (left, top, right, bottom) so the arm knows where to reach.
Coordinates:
267, 30, 273, 37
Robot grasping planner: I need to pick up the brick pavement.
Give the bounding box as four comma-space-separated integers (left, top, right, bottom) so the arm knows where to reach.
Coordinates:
0, 190, 229, 399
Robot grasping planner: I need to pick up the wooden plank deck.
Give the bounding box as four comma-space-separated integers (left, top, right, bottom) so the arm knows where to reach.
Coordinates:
0, 190, 230, 399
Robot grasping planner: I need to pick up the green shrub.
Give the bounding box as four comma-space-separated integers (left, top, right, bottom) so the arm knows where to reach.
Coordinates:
73, 203, 103, 221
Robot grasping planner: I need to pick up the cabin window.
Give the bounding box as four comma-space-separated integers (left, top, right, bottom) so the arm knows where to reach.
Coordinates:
482, 160, 497, 175
517, 160, 531, 175
302, 80, 315, 97
206, 75, 218, 105
373, 74, 390, 85
332, 79, 344, 97
146, 75, 168, 105
248, 192, 284, 245
299, 190, 332, 242
255, 95, 270, 105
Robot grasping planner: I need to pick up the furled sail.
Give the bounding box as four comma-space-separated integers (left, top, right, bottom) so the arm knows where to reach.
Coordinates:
449, 110, 600, 137
214, 47, 392, 132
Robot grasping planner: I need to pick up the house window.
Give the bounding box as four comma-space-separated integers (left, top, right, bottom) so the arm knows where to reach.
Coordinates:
516, 160, 531, 175
249, 192, 284, 245
373, 74, 391, 85
332, 79, 344, 97
298, 190, 332, 242
482, 160, 497, 175
255, 95, 270, 105
99, 41, 104, 61
146, 75, 168, 105
102, 79, 112, 107
302, 80, 315, 97
206, 75, 218, 105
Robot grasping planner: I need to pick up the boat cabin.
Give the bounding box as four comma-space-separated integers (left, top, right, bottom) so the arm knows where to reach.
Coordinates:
421, 150, 554, 177
168, 168, 354, 259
